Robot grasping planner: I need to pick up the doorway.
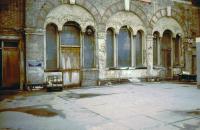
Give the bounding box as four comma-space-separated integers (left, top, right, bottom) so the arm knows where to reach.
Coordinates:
162, 49, 172, 77
161, 30, 173, 78
0, 41, 20, 89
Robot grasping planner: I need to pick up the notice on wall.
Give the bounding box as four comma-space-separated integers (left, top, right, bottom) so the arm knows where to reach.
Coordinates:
27, 60, 43, 68
140, 0, 151, 2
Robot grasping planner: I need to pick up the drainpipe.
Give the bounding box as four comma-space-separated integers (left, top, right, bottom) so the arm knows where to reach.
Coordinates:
23, 0, 27, 90
199, 9, 200, 36
196, 37, 200, 89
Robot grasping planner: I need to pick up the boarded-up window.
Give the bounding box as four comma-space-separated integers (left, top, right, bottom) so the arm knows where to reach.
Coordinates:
153, 32, 159, 66
61, 25, 80, 46
106, 28, 114, 67
118, 27, 131, 67
84, 27, 95, 68
174, 35, 180, 65
60, 22, 81, 86
46, 24, 57, 70
136, 31, 143, 67
161, 30, 172, 67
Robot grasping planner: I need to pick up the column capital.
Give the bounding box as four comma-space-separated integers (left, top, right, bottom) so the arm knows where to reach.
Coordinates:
69, 0, 75, 4
97, 32, 106, 39
124, 0, 130, 11
196, 37, 200, 43
146, 35, 154, 40
25, 28, 45, 35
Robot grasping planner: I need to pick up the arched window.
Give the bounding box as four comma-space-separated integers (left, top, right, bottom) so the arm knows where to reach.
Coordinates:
118, 26, 131, 67
84, 26, 95, 68
174, 35, 181, 66
153, 32, 159, 66
60, 22, 81, 70
161, 30, 173, 77
136, 31, 143, 67
46, 23, 58, 70
161, 30, 172, 67
60, 22, 81, 86
106, 28, 114, 68
61, 22, 80, 46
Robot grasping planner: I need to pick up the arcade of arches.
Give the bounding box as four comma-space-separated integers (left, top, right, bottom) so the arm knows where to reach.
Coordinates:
24, 1, 199, 87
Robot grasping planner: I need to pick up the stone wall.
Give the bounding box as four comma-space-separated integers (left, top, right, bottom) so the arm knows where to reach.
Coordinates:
25, 0, 200, 86
25, 30, 45, 84
0, 0, 25, 34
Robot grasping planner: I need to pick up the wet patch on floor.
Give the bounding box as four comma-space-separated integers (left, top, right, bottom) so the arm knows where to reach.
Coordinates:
0, 105, 64, 118
187, 109, 200, 116
64, 93, 110, 99
0, 128, 18, 130
0, 91, 48, 102
173, 109, 200, 116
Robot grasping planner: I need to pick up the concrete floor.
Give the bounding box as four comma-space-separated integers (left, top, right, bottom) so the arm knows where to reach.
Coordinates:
0, 82, 200, 130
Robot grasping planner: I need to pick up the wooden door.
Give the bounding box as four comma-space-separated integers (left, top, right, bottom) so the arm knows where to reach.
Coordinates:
192, 55, 196, 74
163, 49, 172, 78
3, 48, 20, 88
61, 47, 80, 87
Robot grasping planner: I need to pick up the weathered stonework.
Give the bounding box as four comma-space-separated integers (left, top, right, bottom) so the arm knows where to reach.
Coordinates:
25, 0, 200, 87
44, 4, 95, 31
106, 11, 146, 34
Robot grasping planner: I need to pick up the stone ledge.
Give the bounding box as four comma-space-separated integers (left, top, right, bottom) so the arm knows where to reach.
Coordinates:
98, 78, 130, 86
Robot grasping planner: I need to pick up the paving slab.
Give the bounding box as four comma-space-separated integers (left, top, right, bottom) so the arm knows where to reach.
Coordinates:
172, 117, 200, 130
0, 82, 200, 130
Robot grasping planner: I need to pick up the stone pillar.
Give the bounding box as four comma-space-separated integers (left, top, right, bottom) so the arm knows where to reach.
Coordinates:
196, 37, 200, 88
97, 31, 106, 81
25, 28, 45, 85
132, 35, 136, 67
113, 32, 117, 68
146, 35, 153, 76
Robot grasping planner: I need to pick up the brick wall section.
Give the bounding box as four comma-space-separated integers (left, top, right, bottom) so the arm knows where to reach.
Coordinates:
0, 0, 25, 35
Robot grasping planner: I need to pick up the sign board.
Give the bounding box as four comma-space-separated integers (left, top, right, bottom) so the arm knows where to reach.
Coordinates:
27, 60, 43, 68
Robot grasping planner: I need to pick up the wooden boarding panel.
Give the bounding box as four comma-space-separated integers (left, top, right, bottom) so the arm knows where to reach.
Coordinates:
61, 47, 80, 86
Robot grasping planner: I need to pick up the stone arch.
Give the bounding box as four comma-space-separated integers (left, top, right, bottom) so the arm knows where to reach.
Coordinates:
106, 27, 116, 33
106, 11, 146, 35
85, 25, 96, 33
152, 17, 183, 38
45, 22, 59, 30
37, 1, 101, 29
44, 4, 96, 32
153, 31, 161, 37
76, 0, 101, 22
150, 8, 187, 37
37, 1, 57, 28
102, 0, 149, 29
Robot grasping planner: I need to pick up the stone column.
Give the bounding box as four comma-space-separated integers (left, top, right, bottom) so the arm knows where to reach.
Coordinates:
146, 35, 153, 76
25, 28, 45, 85
97, 31, 106, 81
157, 36, 161, 66
132, 35, 136, 67
196, 37, 200, 88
